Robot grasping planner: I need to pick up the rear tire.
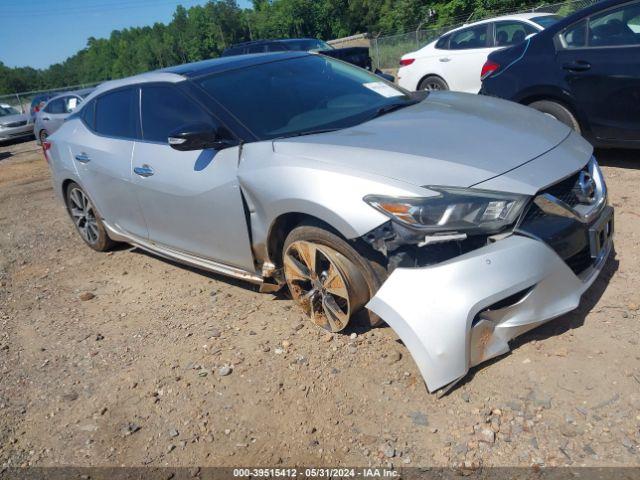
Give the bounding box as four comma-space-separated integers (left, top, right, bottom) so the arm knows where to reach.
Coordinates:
528, 100, 581, 133
418, 75, 449, 91
282, 224, 387, 332
64, 182, 114, 252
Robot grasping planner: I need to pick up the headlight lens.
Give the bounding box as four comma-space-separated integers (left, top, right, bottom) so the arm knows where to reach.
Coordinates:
364, 187, 528, 233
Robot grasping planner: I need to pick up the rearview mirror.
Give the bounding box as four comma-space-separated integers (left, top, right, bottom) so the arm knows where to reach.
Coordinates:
168, 123, 237, 151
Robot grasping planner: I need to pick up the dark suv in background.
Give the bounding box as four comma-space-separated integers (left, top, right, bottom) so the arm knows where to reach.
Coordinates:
222, 37, 394, 81
481, 0, 640, 148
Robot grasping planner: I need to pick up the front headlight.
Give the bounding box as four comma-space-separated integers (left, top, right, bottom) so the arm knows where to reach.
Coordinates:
364, 187, 528, 233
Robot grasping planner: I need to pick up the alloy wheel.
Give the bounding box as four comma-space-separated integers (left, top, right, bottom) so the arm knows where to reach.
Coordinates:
68, 187, 100, 245
423, 82, 442, 91
283, 240, 368, 332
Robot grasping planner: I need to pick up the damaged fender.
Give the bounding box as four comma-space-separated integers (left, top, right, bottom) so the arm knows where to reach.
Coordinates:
366, 234, 610, 392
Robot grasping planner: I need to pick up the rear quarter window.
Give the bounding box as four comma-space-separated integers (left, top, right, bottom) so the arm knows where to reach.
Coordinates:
81, 100, 96, 130
435, 35, 450, 49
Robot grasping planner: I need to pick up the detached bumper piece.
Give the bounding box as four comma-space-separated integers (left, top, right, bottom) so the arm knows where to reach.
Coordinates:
366, 214, 612, 393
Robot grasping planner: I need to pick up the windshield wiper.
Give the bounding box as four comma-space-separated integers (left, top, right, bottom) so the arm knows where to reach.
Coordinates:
271, 127, 342, 141
371, 100, 419, 120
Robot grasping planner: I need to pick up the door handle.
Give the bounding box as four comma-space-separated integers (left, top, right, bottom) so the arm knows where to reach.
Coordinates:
134, 164, 154, 177
42, 117, 50, 121
74, 153, 90, 163
563, 61, 591, 72
439, 57, 451, 62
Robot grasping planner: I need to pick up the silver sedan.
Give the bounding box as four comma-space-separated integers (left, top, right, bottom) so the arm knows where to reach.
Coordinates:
34, 89, 93, 144
0, 104, 33, 143
44, 52, 614, 392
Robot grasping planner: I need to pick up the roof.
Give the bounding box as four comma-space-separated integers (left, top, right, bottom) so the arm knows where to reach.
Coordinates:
46, 87, 95, 104
540, 0, 628, 35
163, 51, 308, 77
443, 11, 558, 35
79, 51, 309, 106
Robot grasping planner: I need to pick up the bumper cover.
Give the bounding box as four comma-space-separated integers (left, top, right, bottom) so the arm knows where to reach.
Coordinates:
367, 229, 612, 393
0, 124, 33, 141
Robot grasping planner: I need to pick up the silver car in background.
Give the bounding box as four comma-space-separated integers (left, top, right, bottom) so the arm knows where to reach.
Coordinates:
44, 52, 614, 392
0, 104, 33, 143
34, 88, 93, 144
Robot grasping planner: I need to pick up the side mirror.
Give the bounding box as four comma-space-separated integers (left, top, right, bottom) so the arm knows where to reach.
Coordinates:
168, 123, 237, 151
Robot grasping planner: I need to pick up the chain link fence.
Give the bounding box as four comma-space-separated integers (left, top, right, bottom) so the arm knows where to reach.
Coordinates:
0, 82, 101, 115
371, 0, 598, 72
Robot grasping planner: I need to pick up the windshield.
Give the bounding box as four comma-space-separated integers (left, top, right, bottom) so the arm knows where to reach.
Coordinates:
531, 15, 562, 28
284, 39, 332, 51
196, 55, 415, 139
0, 105, 20, 117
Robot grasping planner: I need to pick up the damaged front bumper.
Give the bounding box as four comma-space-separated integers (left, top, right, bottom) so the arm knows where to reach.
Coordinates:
366, 207, 613, 393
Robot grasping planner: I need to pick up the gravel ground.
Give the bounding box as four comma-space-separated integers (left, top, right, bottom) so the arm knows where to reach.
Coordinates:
0, 139, 639, 470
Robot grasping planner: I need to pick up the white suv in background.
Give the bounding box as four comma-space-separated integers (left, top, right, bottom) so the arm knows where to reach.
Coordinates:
398, 13, 560, 93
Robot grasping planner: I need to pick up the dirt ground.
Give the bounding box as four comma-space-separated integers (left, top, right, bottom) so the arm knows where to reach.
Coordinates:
0, 138, 639, 470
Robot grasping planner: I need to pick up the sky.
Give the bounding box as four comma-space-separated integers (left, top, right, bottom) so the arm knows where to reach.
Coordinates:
0, 0, 252, 70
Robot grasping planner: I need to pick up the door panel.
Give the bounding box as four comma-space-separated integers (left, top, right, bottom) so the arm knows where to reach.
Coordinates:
70, 128, 148, 238
42, 97, 67, 133
557, 1, 640, 141
558, 46, 640, 141
131, 143, 255, 271
70, 87, 147, 238
444, 24, 494, 93
132, 83, 254, 271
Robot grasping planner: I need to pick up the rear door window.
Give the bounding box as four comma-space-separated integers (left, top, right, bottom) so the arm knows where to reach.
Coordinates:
560, 20, 588, 48
45, 98, 66, 114
140, 84, 214, 143
95, 88, 138, 139
494, 21, 538, 46
588, 1, 640, 46
435, 34, 450, 49
449, 24, 490, 49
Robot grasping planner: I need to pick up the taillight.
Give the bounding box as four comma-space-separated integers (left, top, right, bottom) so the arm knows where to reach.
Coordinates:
399, 58, 415, 66
42, 140, 52, 163
481, 60, 500, 80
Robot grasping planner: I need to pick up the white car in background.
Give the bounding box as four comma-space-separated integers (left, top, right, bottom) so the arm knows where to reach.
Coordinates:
398, 13, 560, 93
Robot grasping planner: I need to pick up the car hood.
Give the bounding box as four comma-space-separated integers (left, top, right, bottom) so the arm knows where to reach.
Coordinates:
0, 113, 29, 125
273, 92, 572, 189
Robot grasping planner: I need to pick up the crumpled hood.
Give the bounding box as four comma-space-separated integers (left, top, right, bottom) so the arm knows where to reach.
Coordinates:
274, 91, 572, 189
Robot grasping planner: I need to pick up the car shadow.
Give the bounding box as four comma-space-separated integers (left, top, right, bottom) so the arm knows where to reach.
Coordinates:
596, 148, 640, 169
0, 135, 36, 148
0, 151, 11, 161
441, 248, 619, 397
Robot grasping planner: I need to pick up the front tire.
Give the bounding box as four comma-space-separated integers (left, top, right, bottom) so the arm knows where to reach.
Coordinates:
528, 100, 581, 133
65, 182, 114, 252
282, 225, 386, 332
39, 130, 48, 145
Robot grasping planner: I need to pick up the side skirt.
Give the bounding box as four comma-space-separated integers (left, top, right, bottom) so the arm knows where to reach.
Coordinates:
103, 221, 263, 285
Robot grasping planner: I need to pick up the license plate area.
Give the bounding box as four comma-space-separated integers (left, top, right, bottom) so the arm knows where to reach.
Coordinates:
589, 206, 614, 259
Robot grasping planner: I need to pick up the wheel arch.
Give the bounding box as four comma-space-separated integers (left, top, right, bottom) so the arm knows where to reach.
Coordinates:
417, 73, 449, 91
266, 212, 346, 269
265, 211, 387, 272
61, 178, 76, 198
516, 88, 589, 135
